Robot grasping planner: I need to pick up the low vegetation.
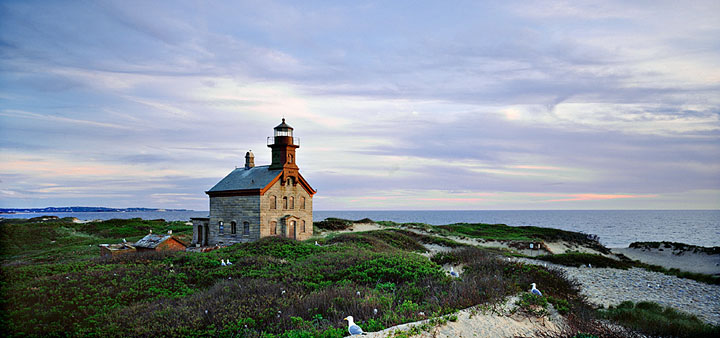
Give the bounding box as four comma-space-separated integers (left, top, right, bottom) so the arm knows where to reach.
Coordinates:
537, 252, 634, 269
1, 217, 716, 337
375, 220, 608, 253
600, 301, 720, 338
314, 217, 374, 231
537, 252, 720, 285
629, 241, 720, 255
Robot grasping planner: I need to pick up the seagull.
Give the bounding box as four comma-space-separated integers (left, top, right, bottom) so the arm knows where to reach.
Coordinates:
344, 316, 365, 335
315, 241, 321, 246
281, 290, 286, 295
356, 291, 361, 297
530, 283, 543, 296
588, 263, 592, 268
373, 308, 378, 316
221, 259, 227, 266
226, 259, 233, 265
122, 238, 127, 243
450, 266, 459, 278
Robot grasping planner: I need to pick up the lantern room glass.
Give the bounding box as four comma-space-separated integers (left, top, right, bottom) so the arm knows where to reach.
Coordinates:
274, 128, 293, 137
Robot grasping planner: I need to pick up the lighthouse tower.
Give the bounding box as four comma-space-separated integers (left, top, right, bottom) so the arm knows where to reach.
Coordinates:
268, 118, 300, 186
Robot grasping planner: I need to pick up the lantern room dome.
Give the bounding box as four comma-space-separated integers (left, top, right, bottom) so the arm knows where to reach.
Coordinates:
274, 118, 293, 137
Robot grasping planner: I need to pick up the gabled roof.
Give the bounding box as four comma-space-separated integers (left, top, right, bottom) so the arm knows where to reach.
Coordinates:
134, 234, 176, 249
207, 165, 282, 192
206, 165, 316, 196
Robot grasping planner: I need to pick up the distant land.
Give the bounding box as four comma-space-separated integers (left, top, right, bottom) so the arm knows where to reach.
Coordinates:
0, 206, 191, 214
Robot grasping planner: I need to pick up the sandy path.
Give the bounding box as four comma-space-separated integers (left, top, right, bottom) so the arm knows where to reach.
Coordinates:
358, 297, 567, 338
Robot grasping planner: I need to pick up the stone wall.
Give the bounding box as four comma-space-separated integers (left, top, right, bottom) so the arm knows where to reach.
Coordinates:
208, 195, 262, 245
260, 179, 313, 241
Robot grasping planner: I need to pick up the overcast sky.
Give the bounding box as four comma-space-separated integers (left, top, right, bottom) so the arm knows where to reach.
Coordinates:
1, 0, 719, 210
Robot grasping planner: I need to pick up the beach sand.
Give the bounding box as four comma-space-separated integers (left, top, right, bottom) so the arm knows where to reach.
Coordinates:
361, 297, 568, 338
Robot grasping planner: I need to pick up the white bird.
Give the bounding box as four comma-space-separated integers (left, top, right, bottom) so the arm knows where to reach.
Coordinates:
356, 291, 361, 297
226, 259, 233, 265
221, 259, 226, 266
315, 241, 321, 246
122, 238, 127, 243
373, 308, 378, 316
344, 316, 365, 335
450, 266, 459, 278
281, 290, 286, 295
530, 283, 543, 296
588, 263, 592, 268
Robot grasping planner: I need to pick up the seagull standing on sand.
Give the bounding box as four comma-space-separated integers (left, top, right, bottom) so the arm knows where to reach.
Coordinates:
530, 283, 543, 296
343, 316, 365, 335
221, 259, 227, 266
450, 266, 459, 278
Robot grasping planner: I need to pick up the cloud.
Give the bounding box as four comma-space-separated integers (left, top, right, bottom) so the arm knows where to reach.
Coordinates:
0, 0, 718, 210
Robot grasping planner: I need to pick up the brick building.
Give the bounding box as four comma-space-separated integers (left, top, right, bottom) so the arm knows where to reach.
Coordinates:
191, 119, 316, 246
134, 233, 187, 252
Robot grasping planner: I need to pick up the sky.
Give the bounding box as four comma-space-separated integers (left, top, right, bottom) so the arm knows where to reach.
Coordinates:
1, 0, 719, 211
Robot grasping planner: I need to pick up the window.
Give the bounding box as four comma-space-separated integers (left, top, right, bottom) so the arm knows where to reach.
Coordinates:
288, 154, 293, 163
219, 221, 224, 234
270, 221, 277, 235
300, 197, 305, 209
301, 220, 306, 232
289, 196, 294, 209
230, 221, 237, 235
243, 221, 250, 235
283, 196, 288, 209
270, 196, 277, 209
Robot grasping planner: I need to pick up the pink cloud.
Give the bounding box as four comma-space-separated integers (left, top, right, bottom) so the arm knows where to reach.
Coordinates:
546, 193, 658, 202
417, 198, 487, 202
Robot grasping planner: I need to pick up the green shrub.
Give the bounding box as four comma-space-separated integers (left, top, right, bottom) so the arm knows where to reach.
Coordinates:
537, 252, 632, 269
600, 301, 720, 338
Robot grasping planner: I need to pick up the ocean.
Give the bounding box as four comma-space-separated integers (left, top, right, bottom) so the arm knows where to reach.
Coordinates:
2, 210, 718, 248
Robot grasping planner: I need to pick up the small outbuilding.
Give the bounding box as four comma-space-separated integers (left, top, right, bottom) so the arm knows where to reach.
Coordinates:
99, 243, 136, 257
134, 234, 187, 252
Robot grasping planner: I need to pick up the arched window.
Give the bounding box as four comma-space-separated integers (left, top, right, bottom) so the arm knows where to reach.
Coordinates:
243, 221, 250, 235
301, 220, 306, 233
288, 154, 293, 163
289, 196, 294, 209
230, 221, 237, 235
300, 197, 305, 209
270, 221, 277, 235
219, 221, 224, 234
283, 196, 288, 209
270, 196, 277, 209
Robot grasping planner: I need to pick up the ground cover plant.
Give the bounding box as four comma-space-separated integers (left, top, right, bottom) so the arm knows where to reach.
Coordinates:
376, 220, 608, 253
599, 301, 720, 338
0, 218, 599, 337
3, 217, 709, 337
537, 252, 720, 285
537, 252, 634, 269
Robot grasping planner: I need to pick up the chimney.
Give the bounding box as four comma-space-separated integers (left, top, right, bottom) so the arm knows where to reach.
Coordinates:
245, 150, 255, 169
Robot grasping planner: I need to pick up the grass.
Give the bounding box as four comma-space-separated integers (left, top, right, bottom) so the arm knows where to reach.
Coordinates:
2, 217, 715, 337
0, 217, 583, 337
537, 252, 634, 269
314, 217, 374, 231
629, 241, 720, 255
537, 252, 720, 285
376, 220, 608, 253
600, 301, 720, 338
